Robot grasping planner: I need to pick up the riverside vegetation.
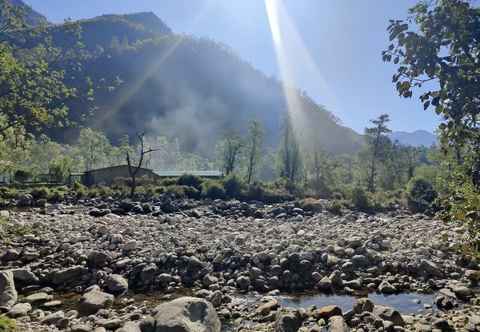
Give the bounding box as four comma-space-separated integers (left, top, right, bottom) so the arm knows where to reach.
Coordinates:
1, 0, 480, 331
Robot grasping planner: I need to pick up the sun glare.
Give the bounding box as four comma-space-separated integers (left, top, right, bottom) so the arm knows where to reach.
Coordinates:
264, 0, 335, 141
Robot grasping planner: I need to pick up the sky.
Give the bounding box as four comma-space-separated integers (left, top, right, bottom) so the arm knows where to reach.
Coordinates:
24, 0, 440, 134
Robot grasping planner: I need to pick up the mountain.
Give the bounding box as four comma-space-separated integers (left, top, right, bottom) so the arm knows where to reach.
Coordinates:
390, 130, 437, 147
1, 9, 364, 155
8, 0, 48, 27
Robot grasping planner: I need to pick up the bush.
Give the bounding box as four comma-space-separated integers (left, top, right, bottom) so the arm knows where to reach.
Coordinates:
0, 187, 17, 200
0, 315, 16, 332
327, 200, 343, 215
223, 175, 243, 198
351, 186, 370, 212
160, 178, 177, 187
202, 181, 226, 200
407, 177, 437, 213
177, 174, 203, 190
30, 187, 50, 200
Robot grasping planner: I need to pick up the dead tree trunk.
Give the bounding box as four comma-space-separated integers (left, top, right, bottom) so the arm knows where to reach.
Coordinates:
126, 133, 159, 197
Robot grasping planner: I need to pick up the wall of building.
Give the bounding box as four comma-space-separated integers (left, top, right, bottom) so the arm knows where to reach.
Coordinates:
84, 166, 158, 186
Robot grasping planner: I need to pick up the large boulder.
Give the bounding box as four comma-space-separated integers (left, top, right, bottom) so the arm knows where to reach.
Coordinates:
79, 289, 114, 315
0, 270, 17, 310
105, 274, 129, 295
373, 305, 405, 327
51, 266, 89, 286
143, 297, 220, 332
274, 309, 303, 332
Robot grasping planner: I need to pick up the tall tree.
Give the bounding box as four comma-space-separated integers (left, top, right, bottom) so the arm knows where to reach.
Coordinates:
383, 0, 480, 185
365, 114, 392, 192
245, 120, 263, 184
280, 115, 302, 189
219, 132, 243, 176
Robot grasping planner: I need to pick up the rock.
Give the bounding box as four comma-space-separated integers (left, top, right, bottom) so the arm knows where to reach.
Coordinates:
236, 276, 250, 291
89, 209, 111, 217
419, 260, 443, 278
71, 324, 92, 332
256, 299, 279, 316
275, 310, 303, 332
313, 305, 342, 320
316, 276, 333, 292
25, 292, 52, 304
78, 289, 114, 315
1, 249, 19, 262
7, 302, 32, 317
465, 270, 480, 285
329, 315, 347, 332
105, 274, 129, 295
116, 322, 141, 332
0, 270, 17, 310
378, 280, 397, 294
51, 266, 88, 285
433, 318, 454, 332
353, 298, 374, 314
87, 251, 112, 269
41, 310, 65, 326
451, 285, 473, 300
373, 305, 405, 326
147, 297, 221, 332
11, 268, 39, 285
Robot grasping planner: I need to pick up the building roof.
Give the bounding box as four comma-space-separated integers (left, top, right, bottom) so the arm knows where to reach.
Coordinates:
153, 170, 223, 177
84, 165, 153, 174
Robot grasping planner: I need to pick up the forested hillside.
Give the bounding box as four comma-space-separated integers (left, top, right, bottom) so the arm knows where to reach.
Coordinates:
0, 10, 363, 155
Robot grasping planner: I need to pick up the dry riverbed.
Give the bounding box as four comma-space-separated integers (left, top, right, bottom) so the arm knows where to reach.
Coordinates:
1, 199, 480, 331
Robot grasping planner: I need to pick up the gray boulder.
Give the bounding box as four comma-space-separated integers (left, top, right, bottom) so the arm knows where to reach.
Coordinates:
0, 270, 17, 310
79, 289, 114, 315
143, 297, 220, 332
105, 274, 129, 295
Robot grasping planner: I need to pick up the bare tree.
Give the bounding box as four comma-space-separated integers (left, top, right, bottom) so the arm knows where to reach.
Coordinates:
126, 133, 159, 197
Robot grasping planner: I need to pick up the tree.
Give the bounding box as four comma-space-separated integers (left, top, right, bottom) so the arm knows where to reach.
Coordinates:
383, 0, 480, 183
280, 115, 302, 189
219, 132, 243, 176
365, 114, 392, 192
125, 132, 159, 197
77, 128, 112, 171
245, 120, 263, 184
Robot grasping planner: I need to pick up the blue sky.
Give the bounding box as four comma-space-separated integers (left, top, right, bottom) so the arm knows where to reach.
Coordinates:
24, 0, 440, 133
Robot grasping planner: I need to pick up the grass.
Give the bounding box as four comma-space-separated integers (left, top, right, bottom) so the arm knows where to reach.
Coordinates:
0, 216, 34, 244
0, 315, 16, 332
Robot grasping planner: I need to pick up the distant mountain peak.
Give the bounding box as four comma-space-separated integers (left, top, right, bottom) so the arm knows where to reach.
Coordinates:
390, 130, 437, 147
93, 12, 172, 35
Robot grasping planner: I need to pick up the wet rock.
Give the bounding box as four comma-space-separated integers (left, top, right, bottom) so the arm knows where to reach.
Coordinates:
146, 297, 221, 332
116, 321, 141, 332
0, 270, 17, 310
236, 276, 250, 291
79, 289, 114, 315
11, 268, 39, 285
25, 292, 52, 304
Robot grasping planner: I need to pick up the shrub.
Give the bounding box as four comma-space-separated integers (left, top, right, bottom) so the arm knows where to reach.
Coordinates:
0, 315, 16, 332
30, 187, 51, 200
351, 186, 370, 212
0, 187, 17, 200
202, 181, 226, 200
223, 175, 243, 198
166, 185, 187, 198
183, 186, 201, 199
299, 198, 323, 213
327, 200, 343, 215
407, 177, 437, 213
177, 174, 203, 190
244, 183, 265, 202
160, 178, 177, 187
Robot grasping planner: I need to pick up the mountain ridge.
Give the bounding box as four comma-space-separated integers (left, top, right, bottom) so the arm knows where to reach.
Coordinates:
390, 130, 437, 147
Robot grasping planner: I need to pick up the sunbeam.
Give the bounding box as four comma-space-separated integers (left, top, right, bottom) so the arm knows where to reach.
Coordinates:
264, 0, 336, 144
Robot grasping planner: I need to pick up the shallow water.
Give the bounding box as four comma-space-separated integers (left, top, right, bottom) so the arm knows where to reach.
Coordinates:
280, 292, 435, 314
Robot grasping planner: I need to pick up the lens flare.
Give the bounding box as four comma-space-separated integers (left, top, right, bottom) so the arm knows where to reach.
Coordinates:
96, 0, 216, 127
264, 0, 335, 144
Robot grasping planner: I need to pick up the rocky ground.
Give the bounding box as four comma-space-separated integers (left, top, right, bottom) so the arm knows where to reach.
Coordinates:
0, 198, 480, 331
